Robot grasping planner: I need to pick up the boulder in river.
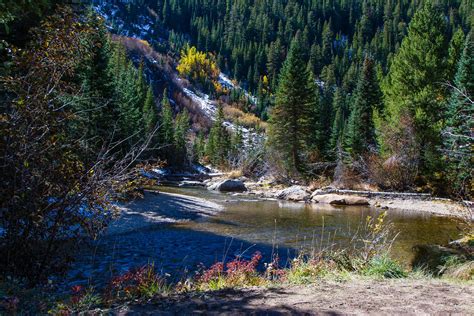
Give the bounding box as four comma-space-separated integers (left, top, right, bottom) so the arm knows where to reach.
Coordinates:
208, 179, 247, 192
276, 186, 311, 202
312, 193, 369, 206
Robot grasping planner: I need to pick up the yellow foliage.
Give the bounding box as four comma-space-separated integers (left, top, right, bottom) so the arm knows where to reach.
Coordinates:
176, 46, 219, 83
138, 39, 151, 48
223, 106, 266, 131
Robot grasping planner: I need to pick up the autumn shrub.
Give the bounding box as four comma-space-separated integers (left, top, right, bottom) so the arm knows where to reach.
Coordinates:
0, 8, 149, 285
223, 105, 266, 131
104, 265, 168, 302
195, 252, 267, 291
0, 8, 115, 284
368, 114, 420, 190
228, 169, 243, 179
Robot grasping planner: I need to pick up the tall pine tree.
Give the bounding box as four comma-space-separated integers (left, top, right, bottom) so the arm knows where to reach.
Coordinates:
382, 3, 448, 173
346, 56, 382, 157
268, 33, 316, 176
443, 30, 473, 198
158, 89, 175, 164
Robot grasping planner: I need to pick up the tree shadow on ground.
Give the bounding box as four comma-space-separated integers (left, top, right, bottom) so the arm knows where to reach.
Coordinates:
120, 287, 343, 315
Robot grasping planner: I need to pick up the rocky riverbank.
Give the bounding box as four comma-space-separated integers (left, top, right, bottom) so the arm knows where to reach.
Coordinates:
204, 176, 472, 219
147, 167, 471, 219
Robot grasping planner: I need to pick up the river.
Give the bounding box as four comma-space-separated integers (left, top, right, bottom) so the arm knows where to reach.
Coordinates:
67, 186, 461, 287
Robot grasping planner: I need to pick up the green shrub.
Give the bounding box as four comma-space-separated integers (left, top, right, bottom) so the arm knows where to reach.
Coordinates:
362, 255, 407, 278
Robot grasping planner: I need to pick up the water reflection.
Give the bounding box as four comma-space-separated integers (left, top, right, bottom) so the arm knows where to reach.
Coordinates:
168, 187, 461, 265
69, 187, 461, 287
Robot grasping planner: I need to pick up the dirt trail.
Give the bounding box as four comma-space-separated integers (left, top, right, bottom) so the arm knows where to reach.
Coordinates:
113, 279, 473, 315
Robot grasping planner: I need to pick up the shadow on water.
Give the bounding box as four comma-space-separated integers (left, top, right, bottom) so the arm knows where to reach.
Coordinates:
69, 225, 296, 288
67, 187, 462, 289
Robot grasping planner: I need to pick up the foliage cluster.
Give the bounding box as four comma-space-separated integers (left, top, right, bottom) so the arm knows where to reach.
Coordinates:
177, 45, 220, 92
0, 4, 192, 284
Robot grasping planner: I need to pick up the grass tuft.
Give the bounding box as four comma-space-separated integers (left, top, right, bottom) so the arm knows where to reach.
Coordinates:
361, 255, 408, 279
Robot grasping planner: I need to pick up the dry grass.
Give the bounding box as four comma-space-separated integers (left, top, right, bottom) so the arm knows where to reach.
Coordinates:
227, 169, 243, 179
223, 106, 266, 131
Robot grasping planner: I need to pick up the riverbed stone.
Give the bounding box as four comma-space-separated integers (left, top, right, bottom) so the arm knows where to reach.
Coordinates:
311, 193, 369, 206
208, 179, 247, 192
276, 186, 311, 202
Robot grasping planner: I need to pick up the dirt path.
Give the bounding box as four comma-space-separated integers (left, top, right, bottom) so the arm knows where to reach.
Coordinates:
112, 279, 473, 315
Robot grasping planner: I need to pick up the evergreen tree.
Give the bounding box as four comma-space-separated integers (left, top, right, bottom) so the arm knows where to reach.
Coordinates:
72, 18, 114, 156
159, 89, 175, 163
174, 109, 190, 166
268, 34, 315, 176
142, 86, 157, 132
318, 63, 337, 156
443, 30, 473, 198
230, 125, 244, 158
330, 87, 347, 151
193, 132, 206, 162
346, 57, 382, 157
206, 104, 231, 165
447, 28, 465, 81
382, 3, 448, 172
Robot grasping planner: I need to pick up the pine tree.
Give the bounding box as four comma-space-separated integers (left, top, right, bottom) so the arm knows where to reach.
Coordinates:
174, 109, 190, 166
72, 18, 114, 155
346, 57, 382, 157
318, 63, 337, 156
136, 61, 147, 107
330, 87, 347, 151
142, 86, 157, 132
193, 132, 206, 162
116, 61, 143, 147
207, 104, 231, 165
159, 89, 175, 163
382, 3, 448, 171
231, 125, 244, 157
447, 28, 465, 81
268, 33, 315, 176
443, 30, 473, 198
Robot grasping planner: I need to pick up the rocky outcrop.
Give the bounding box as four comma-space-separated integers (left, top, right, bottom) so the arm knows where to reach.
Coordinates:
208, 179, 247, 192
311, 193, 369, 206
275, 186, 311, 202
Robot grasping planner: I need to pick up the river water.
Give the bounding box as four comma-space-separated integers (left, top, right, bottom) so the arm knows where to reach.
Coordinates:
67, 186, 461, 287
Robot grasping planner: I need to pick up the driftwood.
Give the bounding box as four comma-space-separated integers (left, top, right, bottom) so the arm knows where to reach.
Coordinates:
312, 188, 433, 200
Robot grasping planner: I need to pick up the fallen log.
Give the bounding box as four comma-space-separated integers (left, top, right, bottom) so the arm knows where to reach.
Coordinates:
312, 188, 432, 200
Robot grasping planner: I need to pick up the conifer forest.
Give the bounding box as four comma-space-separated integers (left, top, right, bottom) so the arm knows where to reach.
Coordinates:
0, 0, 473, 313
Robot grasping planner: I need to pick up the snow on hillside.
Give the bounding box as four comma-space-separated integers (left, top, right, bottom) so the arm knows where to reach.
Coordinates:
93, 0, 263, 148
180, 86, 217, 118
218, 73, 257, 105
179, 84, 262, 148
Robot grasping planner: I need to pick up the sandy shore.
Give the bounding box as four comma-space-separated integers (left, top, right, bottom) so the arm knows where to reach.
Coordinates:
108, 191, 223, 235
370, 196, 472, 218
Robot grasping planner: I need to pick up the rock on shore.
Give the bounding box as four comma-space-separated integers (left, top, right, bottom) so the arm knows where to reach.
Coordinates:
276, 186, 311, 202
208, 179, 247, 192
311, 193, 369, 206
